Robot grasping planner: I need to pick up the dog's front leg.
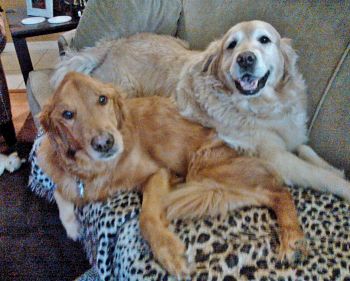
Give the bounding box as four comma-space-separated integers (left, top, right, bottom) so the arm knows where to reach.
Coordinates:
140, 169, 191, 279
54, 190, 81, 241
296, 144, 345, 178
260, 146, 350, 200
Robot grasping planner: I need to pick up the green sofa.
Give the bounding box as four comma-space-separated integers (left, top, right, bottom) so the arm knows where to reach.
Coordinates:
26, 1, 350, 280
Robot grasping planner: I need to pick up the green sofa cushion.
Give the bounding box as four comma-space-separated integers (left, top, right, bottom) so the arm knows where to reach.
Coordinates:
71, 0, 182, 50
309, 52, 350, 175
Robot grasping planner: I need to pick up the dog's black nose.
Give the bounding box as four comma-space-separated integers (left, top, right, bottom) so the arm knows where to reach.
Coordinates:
91, 133, 114, 153
237, 52, 256, 69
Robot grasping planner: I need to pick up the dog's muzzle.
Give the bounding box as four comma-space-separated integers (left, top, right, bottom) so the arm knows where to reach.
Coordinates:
234, 70, 270, 96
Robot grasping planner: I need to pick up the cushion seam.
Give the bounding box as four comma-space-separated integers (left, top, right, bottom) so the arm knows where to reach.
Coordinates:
308, 41, 350, 135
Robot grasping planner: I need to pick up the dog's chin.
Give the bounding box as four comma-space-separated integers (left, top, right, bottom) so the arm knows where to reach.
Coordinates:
234, 70, 270, 96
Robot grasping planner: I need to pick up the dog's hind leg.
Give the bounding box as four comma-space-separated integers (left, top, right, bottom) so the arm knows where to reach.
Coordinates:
50, 43, 110, 89
139, 169, 191, 279
166, 164, 307, 263
165, 145, 306, 262
296, 144, 345, 178
260, 147, 350, 200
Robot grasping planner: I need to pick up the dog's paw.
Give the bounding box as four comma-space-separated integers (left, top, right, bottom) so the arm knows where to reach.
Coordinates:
152, 230, 192, 279
64, 217, 81, 241
278, 228, 308, 264
324, 166, 345, 179
296, 145, 345, 179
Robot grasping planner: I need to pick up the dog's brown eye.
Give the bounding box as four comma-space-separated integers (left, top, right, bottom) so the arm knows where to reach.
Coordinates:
99, 95, 108, 105
227, 40, 237, 49
62, 110, 74, 120
259, 36, 271, 44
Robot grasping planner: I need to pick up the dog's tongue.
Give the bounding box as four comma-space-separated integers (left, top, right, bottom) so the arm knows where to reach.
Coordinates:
238, 75, 259, 91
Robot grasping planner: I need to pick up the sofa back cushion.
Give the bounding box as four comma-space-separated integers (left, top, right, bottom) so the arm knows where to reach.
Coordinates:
177, 0, 350, 172
71, 0, 182, 50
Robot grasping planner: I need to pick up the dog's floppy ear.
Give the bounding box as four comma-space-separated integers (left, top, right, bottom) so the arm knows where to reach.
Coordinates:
202, 40, 221, 74
39, 101, 54, 133
39, 102, 63, 150
280, 38, 299, 80
39, 101, 79, 158
108, 85, 127, 128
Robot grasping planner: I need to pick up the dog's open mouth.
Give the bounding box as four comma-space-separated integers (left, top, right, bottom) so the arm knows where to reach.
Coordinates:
100, 150, 118, 159
234, 71, 270, 96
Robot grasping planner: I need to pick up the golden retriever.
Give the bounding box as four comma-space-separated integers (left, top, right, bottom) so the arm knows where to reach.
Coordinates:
52, 20, 350, 200
39, 72, 305, 278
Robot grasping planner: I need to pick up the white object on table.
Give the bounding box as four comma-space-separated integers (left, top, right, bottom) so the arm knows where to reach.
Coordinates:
21, 17, 46, 25
48, 16, 72, 24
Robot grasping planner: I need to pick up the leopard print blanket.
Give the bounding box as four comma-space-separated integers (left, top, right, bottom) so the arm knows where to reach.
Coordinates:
29, 135, 350, 281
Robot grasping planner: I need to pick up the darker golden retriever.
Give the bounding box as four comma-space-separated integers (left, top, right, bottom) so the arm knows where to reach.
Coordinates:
38, 72, 306, 278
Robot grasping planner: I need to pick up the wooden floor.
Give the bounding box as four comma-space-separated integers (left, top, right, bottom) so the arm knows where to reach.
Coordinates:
3, 41, 59, 90
0, 90, 90, 281
9, 90, 30, 134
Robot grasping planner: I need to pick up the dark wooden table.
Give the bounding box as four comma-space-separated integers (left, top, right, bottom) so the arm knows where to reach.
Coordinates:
5, 8, 79, 83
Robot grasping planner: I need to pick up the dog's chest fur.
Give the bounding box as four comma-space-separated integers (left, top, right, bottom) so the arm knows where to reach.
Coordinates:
176, 73, 308, 154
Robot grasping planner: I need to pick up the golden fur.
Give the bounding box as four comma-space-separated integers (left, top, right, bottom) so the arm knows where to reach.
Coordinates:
52, 20, 350, 200
39, 73, 306, 277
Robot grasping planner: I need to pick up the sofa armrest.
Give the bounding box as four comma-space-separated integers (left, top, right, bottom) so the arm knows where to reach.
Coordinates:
57, 29, 76, 56
27, 69, 53, 128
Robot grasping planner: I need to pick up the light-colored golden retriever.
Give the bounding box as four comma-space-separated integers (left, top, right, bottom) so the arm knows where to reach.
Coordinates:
39, 73, 306, 278
52, 20, 350, 200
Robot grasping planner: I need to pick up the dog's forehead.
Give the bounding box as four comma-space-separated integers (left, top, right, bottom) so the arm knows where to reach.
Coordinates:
52, 81, 90, 110
227, 21, 281, 40
61, 78, 100, 98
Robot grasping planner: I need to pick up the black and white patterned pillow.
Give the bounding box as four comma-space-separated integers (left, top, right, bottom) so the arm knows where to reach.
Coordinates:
28, 132, 56, 202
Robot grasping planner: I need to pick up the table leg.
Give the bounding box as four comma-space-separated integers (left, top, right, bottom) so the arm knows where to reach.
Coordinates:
13, 37, 33, 84
0, 120, 17, 148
